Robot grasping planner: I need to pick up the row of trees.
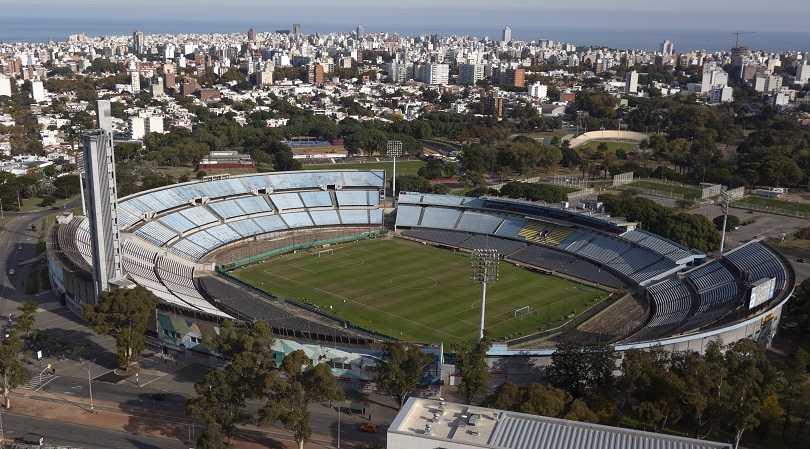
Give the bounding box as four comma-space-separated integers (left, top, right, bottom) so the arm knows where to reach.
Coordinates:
598, 191, 720, 252
481, 339, 806, 449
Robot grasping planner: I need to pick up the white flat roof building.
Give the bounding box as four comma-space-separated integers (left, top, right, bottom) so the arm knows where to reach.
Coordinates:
388, 398, 732, 449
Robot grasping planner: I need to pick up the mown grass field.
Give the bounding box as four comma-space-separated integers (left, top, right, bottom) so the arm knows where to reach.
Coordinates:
733, 196, 810, 214
628, 179, 702, 199
230, 238, 605, 344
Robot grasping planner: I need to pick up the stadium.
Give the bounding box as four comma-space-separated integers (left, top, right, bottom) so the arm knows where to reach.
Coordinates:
46, 167, 794, 382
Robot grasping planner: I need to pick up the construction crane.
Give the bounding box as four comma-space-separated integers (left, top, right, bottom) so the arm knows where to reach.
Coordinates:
732, 31, 755, 47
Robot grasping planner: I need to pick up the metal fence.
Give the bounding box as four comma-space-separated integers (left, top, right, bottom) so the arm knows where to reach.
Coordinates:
615, 184, 686, 200
567, 188, 595, 200
731, 199, 810, 219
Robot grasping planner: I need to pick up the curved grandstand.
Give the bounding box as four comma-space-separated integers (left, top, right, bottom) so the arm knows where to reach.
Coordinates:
47, 171, 794, 356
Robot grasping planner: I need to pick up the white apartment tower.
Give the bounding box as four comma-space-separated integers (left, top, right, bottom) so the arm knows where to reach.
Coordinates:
130, 70, 141, 93
754, 74, 783, 93
660, 40, 674, 55
528, 82, 548, 99
458, 63, 484, 85
424, 63, 449, 85
625, 70, 639, 93
386, 62, 408, 83
82, 128, 124, 299
701, 68, 728, 93
709, 85, 733, 103
257, 64, 274, 86
0, 75, 11, 97
31, 80, 45, 102
502, 27, 512, 43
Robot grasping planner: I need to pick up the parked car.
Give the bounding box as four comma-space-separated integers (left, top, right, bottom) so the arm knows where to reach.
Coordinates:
7, 268, 14, 276
359, 423, 378, 433
22, 433, 44, 445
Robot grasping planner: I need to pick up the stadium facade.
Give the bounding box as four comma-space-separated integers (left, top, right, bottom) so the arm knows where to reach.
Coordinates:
46, 169, 793, 379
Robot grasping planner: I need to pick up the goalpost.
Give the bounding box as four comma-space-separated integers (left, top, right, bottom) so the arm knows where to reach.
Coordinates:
317, 249, 334, 258
514, 306, 533, 321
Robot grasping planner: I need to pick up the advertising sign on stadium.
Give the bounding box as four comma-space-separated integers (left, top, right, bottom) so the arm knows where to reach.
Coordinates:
749, 277, 776, 309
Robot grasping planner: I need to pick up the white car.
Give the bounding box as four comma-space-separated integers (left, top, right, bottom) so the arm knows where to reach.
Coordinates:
7, 269, 14, 276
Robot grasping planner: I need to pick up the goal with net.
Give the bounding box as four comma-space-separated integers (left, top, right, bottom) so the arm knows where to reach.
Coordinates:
514, 306, 533, 320
317, 249, 333, 258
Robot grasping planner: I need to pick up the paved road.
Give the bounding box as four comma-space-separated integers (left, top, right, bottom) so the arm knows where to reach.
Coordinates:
2, 410, 192, 449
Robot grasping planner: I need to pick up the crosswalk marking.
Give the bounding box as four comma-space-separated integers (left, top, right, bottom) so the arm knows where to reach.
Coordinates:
22, 373, 58, 391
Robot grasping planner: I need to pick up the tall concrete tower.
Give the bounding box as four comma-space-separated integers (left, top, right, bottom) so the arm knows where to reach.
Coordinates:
502, 27, 512, 43
82, 128, 123, 299
132, 29, 144, 53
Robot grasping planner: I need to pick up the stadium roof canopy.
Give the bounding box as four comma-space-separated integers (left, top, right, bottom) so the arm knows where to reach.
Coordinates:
389, 397, 732, 449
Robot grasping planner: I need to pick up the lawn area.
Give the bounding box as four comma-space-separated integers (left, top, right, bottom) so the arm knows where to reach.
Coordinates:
628, 179, 702, 200
732, 195, 810, 215
229, 238, 605, 344
302, 160, 426, 178
575, 140, 640, 153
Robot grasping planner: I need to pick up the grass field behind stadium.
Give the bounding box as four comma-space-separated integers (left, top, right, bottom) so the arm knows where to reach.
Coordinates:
230, 238, 606, 344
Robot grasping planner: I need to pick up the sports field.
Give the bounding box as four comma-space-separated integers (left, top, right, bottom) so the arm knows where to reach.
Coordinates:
230, 238, 605, 344
628, 179, 702, 199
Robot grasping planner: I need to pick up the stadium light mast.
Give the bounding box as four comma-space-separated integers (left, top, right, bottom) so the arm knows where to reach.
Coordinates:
718, 191, 730, 258
387, 140, 402, 207
470, 249, 499, 342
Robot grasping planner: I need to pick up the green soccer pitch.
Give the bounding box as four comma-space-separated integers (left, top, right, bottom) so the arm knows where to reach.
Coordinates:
229, 238, 607, 344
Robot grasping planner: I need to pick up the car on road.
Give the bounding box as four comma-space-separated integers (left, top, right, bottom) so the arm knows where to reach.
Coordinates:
7, 268, 14, 276
22, 433, 44, 445
151, 393, 167, 400
359, 423, 378, 433
798, 258, 806, 263
17, 244, 22, 250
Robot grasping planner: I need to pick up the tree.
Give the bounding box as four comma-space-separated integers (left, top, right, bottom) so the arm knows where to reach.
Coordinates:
187, 321, 278, 444
197, 417, 225, 449
520, 384, 570, 417
451, 334, 493, 405
260, 360, 344, 449
375, 341, 435, 409
545, 341, 617, 399
0, 332, 31, 409
483, 381, 522, 411
16, 300, 38, 338
82, 286, 159, 371
713, 215, 740, 231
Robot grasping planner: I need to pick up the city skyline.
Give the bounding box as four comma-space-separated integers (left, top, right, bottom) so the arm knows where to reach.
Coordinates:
5, 0, 810, 34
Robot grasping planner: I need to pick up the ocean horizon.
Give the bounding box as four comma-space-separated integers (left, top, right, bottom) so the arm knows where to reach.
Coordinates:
1, 17, 808, 54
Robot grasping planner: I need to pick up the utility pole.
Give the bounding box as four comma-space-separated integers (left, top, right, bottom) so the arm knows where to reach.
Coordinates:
718, 192, 730, 258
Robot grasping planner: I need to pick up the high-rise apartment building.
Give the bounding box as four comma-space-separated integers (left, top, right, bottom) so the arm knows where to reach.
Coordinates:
356, 25, 364, 38
701, 68, 728, 93
0, 75, 11, 97
754, 74, 783, 93
499, 68, 525, 87
386, 62, 408, 83
307, 63, 324, 84
625, 70, 639, 93
483, 95, 505, 117
796, 62, 810, 84
248, 28, 256, 41
528, 82, 548, 99
31, 80, 45, 102
257, 64, 274, 86
660, 40, 674, 55
82, 127, 123, 299
502, 27, 512, 43
132, 29, 144, 53
424, 63, 449, 85
130, 70, 140, 93
293, 24, 302, 35
458, 63, 484, 85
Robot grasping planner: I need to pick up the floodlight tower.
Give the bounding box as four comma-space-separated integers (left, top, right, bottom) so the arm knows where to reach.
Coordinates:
386, 140, 402, 207
470, 249, 499, 342
718, 191, 730, 258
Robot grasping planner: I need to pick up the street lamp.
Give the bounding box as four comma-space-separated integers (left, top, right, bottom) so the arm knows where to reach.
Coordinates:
718, 192, 730, 258
386, 140, 402, 208
337, 400, 341, 448
88, 358, 96, 413
470, 249, 499, 342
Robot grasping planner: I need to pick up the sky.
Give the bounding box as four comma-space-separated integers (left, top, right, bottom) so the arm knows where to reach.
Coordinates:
4, 0, 809, 33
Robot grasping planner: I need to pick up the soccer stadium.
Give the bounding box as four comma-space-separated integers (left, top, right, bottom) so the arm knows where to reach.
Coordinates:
46, 166, 794, 374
